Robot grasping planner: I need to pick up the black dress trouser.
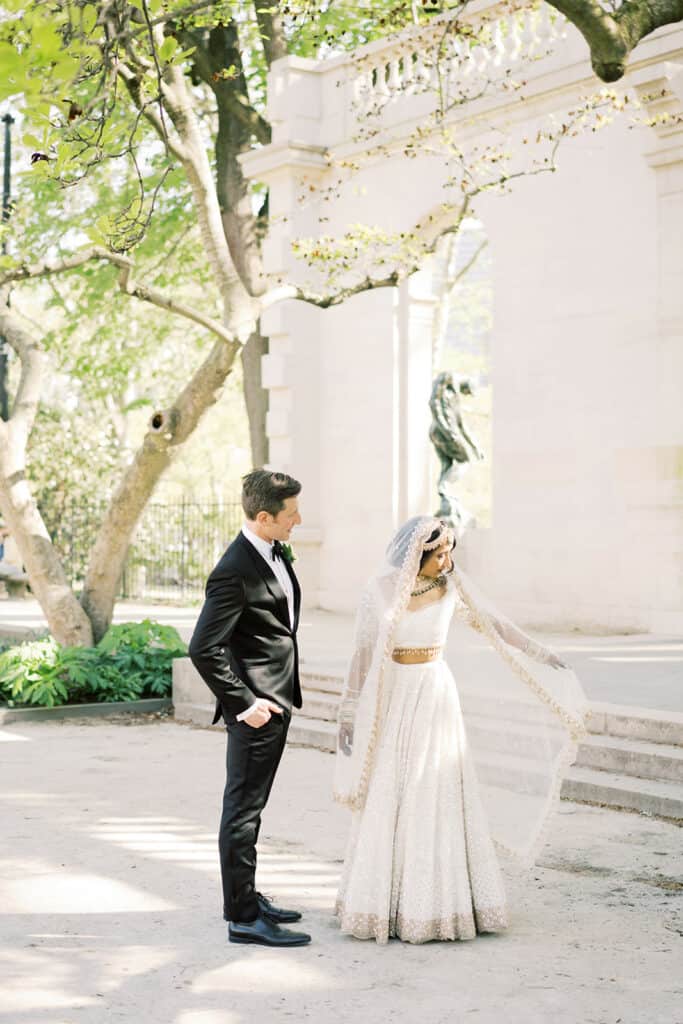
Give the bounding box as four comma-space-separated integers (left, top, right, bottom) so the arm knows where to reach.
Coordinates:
219, 710, 291, 922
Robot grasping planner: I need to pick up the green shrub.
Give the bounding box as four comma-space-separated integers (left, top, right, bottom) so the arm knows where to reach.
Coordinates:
97, 620, 187, 697
0, 620, 187, 708
0, 637, 67, 707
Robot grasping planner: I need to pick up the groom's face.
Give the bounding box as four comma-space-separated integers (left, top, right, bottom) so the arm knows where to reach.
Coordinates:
261, 496, 302, 542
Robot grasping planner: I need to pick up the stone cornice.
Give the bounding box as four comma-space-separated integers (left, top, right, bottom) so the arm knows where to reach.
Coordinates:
239, 141, 328, 184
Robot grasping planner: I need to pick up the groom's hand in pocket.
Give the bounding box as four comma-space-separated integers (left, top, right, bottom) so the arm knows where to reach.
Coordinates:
244, 698, 284, 729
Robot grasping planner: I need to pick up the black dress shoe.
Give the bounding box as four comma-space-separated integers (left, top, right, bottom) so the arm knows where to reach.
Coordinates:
256, 891, 303, 924
229, 911, 311, 947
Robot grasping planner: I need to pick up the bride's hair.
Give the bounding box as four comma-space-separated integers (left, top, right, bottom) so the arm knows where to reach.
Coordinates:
419, 519, 457, 569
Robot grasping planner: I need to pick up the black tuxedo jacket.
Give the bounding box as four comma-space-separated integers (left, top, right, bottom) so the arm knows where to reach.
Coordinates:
188, 531, 302, 724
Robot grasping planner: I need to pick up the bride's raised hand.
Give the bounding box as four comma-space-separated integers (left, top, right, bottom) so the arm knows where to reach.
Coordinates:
338, 723, 354, 756
544, 650, 568, 670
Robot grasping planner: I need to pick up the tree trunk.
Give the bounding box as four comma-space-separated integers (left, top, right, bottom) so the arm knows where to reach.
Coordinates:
80, 334, 244, 641
241, 325, 269, 467
179, 23, 271, 464
0, 298, 94, 647
0, 430, 94, 647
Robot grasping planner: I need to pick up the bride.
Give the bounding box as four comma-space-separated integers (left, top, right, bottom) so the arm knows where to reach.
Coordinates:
333, 515, 589, 944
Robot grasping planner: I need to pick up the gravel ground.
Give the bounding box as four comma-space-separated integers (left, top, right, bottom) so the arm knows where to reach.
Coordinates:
1, 717, 681, 1024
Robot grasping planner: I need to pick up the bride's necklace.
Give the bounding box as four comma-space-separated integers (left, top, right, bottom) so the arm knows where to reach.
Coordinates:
410, 573, 446, 598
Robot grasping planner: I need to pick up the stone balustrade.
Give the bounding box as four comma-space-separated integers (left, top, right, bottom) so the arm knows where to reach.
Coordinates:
257, 1, 683, 159
350, 2, 567, 118
258, 0, 583, 159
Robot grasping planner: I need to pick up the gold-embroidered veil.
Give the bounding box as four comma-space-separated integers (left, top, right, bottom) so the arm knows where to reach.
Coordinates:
333, 515, 589, 865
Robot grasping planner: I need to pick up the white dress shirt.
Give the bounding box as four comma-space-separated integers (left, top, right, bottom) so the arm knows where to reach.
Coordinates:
235, 524, 295, 722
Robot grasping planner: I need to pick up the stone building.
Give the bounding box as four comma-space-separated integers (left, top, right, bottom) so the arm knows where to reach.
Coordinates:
242, 3, 683, 633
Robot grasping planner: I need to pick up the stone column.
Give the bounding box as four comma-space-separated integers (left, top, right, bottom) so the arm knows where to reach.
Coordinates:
261, 298, 324, 604
634, 67, 683, 632
395, 270, 437, 525
314, 273, 436, 613
240, 56, 329, 604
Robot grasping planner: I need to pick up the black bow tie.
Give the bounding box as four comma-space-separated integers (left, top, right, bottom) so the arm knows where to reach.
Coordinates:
271, 540, 284, 562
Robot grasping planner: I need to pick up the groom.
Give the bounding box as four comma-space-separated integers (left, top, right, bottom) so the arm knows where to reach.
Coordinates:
189, 469, 311, 947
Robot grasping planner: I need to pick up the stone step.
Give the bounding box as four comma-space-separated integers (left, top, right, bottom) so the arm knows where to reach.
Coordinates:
287, 715, 683, 820
561, 766, 683, 820
575, 733, 683, 784
300, 670, 345, 696
297, 684, 683, 748
289, 715, 337, 753
296, 696, 340, 722
466, 715, 569, 759
465, 717, 683, 782
460, 693, 561, 729
587, 703, 683, 747
474, 749, 555, 796
290, 714, 554, 792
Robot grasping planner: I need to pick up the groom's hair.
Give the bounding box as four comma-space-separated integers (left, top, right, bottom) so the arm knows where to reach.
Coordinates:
242, 469, 301, 519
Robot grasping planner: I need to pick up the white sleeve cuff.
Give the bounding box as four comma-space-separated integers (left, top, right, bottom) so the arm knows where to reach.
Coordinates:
236, 701, 259, 722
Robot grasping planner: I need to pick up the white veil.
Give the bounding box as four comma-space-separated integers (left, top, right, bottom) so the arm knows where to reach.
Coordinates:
334, 516, 590, 866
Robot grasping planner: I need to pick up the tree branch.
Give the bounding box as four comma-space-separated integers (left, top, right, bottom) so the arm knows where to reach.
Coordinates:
117, 35, 246, 308
545, 0, 683, 80
181, 26, 272, 145
0, 249, 238, 347
179, 22, 270, 295
262, 272, 403, 310
116, 61, 190, 163
618, 0, 683, 52
159, 59, 254, 310
116, 263, 238, 344
546, 0, 628, 79
450, 238, 488, 291
263, 201, 471, 310
253, 0, 288, 67
0, 294, 45, 451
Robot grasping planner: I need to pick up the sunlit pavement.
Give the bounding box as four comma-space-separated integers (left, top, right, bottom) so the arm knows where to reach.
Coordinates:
0, 598, 202, 641
0, 718, 681, 1024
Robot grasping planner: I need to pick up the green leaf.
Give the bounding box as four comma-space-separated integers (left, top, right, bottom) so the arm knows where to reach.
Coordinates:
81, 6, 98, 35
122, 397, 153, 414
158, 37, 178, 64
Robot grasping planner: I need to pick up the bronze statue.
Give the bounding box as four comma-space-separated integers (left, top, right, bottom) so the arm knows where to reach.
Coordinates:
429, 372, 483, 526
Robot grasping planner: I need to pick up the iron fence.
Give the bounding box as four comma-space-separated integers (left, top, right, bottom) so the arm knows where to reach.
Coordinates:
41, 499, 243, 602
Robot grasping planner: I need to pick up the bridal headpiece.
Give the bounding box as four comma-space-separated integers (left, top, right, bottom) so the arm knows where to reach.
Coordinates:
385, 515, 453, 570
421, 519, 455, 552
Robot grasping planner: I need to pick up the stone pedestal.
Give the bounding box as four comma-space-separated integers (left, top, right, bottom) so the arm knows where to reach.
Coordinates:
172, 658, 215, 727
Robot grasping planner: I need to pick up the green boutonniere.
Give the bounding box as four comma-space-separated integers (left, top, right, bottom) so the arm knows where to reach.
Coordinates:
280, 542, 296, 563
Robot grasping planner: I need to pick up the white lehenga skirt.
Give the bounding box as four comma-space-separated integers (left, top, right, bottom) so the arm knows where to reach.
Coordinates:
334, 658, 509, 944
